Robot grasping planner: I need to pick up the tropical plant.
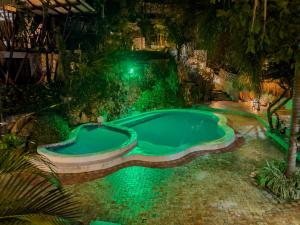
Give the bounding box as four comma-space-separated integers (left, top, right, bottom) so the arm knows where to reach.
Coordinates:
134, 81, 168, 111
0, 134, 82, 224
63, 50, 182, 120
0, 173, 81, 225
0, 134, 22, 150
40, 114, 71, 141
209, 0, 299, 176
256, 160, 300, 200
133, 57, 180, 111
286, 51, 300, 177
164, 6, 195, 60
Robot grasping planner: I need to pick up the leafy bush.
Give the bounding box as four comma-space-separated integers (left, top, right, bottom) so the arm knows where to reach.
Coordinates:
134, 81, 173, 111
256, 160, 300, 200
0, 134, 22, 150
67, 51, 182, 119
50, 115, 70, 139
34, 114, 70, 144
133, 58, 180, 111
44, 114, 70, 140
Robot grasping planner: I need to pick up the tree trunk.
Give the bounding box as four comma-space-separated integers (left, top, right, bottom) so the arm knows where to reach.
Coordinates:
285, 51, 300, 177
176, 44, 181, 61
267, 88, 288, 131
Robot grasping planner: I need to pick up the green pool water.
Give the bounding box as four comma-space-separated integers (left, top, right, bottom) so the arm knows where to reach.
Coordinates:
47, 126, 129, 155
46, 110, 226, 156
117, 111, 225, 156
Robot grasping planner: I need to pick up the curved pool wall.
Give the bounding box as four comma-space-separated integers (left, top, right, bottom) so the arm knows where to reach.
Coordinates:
112, 110, 230, 156
37, 123, 137, 171
195, 105, 300, 161
37, 109, 235, 173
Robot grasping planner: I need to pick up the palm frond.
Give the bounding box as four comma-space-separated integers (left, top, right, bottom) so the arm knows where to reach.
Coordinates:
0, 147, 60, 187
0, 134, 82, 225
0, 173, 82, 225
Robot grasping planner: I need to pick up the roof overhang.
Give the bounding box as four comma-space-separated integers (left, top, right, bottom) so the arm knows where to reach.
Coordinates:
21, 0, 96, 15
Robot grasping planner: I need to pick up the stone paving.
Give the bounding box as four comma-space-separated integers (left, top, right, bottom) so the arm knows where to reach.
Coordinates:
68, 110, 300, 225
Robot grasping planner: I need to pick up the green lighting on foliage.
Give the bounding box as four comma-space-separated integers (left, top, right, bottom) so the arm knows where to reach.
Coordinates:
123, 64, 139, 79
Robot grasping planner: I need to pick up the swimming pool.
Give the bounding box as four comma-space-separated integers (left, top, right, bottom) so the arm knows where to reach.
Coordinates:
48, 126, 131, 155
38, 109, 235, 173
114, 111, 226, 156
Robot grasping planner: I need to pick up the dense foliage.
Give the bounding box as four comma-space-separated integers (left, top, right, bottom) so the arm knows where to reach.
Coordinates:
67, 51, 181, 121
37, 114, 71, 141
1, 49, 183, 140
199, 0, 299, 93
0, 134, 22, 151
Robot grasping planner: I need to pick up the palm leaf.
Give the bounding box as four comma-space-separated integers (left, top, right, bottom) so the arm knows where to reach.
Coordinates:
0, 135, 82, 224
0, 173, 82, 225
0, 147, 60, 187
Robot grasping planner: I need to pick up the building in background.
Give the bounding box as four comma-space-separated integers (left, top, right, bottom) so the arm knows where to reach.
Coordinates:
0, 0, 95, 84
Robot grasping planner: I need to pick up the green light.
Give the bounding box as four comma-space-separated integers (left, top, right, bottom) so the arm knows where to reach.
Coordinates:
125, 66, 138, 79
105, 166, 174, 216
122, 62, 139, 79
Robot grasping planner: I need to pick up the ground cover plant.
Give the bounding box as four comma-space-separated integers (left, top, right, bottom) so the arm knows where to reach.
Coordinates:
256, 160, 300, 200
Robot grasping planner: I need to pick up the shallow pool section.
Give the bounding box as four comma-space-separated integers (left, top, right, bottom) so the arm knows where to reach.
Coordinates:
49, 126, 129, 155
37, 124, 137, 173
38, 109, 235, 173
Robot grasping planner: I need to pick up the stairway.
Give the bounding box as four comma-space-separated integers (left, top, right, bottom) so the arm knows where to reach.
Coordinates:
211, 89, 232, 101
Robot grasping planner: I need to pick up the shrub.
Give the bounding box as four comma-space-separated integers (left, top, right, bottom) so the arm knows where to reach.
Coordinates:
49, 114, 70, 140
0, 134, 22, 150
255, 160, 300, 200
45, 114, 70, 140
33, 114, 70, 145
61, 51, 182, 120
134, 81, 176, 111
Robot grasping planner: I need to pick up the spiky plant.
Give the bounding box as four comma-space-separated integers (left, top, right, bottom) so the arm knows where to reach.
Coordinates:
0, 134, 82, 224
256, 160, 300, 200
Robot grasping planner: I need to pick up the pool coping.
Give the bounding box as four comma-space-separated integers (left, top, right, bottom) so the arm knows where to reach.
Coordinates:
59, 135, 244, 185
37, 109, 236, 174
111, 109, 235, 155
195, 105, 300, 161
37, 123, 138, 165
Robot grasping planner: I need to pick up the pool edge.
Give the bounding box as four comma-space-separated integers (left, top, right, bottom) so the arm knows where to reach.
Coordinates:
37, 123, 138, 168
39, 110, 235, 174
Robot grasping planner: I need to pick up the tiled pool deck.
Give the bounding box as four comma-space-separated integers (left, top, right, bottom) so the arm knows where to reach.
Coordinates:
68, 103, 300, 225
